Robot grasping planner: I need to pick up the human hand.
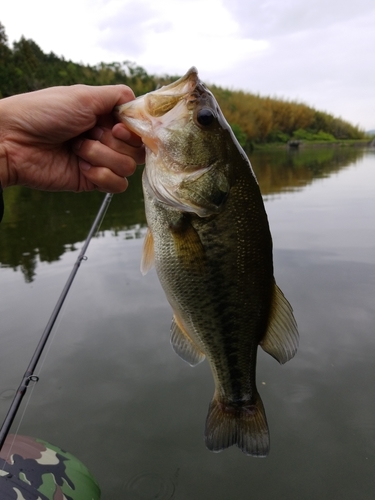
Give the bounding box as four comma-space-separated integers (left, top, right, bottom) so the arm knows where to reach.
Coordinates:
0, 85, 145, 193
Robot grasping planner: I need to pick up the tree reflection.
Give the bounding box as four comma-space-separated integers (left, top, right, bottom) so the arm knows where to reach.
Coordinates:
0, 147, 367, 281
0, 167, 146, 281
251, 146, 365, 197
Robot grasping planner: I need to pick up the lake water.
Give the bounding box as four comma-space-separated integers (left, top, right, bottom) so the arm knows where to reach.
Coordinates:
0, 146, 374, 499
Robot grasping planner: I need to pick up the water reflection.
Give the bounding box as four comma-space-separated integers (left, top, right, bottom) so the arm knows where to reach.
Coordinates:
125, 471, 177, 499
0, 146, 367, 282
251, 145, 366, 197
0, 167, 146, 282
0, 146, 374, 499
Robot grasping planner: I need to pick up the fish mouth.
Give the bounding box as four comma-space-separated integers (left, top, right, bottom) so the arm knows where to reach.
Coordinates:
150, 66, 200, 102
114, 67, 202, 152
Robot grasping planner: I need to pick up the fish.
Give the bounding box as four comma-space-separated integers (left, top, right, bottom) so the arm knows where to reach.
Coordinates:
116, 68, 299, 457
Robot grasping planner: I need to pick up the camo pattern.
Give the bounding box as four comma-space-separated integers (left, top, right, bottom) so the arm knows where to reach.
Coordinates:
0, 434, 101, 499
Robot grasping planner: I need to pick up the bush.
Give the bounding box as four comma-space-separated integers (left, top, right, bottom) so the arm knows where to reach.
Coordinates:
293, 129, 336, 142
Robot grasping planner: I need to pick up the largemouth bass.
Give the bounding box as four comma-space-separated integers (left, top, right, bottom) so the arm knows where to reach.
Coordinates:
116, 68, 299, 457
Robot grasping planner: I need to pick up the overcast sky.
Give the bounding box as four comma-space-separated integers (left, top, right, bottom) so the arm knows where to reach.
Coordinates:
2, 0, 375, 130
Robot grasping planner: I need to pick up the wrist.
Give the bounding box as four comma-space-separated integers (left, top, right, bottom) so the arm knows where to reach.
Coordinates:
0, 99, 11, 188
0, 144, 6, 221
0, 143, 9, 188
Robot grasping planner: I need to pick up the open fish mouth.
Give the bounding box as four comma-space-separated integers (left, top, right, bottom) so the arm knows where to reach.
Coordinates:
114, 67, 223, 156
115, 67, 230, 217
115, 67, 199, 136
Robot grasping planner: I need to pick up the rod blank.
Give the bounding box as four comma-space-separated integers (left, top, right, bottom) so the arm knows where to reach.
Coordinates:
0, 193, 113, 451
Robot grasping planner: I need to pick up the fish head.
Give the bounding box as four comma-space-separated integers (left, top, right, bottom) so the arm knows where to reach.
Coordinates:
116, 68, 240, 217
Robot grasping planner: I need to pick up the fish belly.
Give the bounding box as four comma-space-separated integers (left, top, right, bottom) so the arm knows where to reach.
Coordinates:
143, 172, 274, 456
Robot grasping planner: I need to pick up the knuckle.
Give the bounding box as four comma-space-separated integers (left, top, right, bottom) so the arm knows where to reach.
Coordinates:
77, 138, 102, 164
124, 157, 137, 176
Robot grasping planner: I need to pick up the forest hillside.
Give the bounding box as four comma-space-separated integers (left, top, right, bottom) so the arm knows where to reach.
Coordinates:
0, 22, 366, 149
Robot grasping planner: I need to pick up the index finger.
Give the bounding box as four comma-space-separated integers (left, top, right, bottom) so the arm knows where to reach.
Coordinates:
73, 84, 136, 117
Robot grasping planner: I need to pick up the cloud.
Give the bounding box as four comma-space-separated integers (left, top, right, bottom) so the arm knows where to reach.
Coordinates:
2, 0, 375, 128
97, 0, 172, 59
224, 0, 375, 38
214, 0, 375, 127
96, 0, 269, 81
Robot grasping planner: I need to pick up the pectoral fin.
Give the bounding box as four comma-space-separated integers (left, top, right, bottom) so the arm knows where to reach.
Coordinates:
260, 282, 299, 364
170, 216, 206, 272
176, 168, 230, 217
170, 315, 205, 366
140, 228, 155, 275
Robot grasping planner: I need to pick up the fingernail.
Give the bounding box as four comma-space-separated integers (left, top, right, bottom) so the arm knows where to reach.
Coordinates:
91, 127, 104, 140
75, 139, 83, 151
79, 159, 92, 171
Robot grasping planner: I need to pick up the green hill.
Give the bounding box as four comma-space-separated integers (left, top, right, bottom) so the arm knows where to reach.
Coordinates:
0, 22, 366, 148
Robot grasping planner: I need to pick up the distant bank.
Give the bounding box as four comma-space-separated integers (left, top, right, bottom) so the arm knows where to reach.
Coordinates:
0, 21, 368, 149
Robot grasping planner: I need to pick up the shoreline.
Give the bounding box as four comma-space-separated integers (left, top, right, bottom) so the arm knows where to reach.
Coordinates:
252, 139, 373, 151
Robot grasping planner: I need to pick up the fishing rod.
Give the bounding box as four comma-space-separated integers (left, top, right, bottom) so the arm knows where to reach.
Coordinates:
0, 192, 113, 451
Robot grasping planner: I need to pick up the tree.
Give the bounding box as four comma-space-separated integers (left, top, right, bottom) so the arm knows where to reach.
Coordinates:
0, 22, 13, 97
0, 21, 366, 142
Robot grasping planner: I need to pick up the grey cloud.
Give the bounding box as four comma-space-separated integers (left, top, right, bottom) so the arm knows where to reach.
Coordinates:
92, 0, 375, 128
208, 12, 375, 127
97, 0, 173, 58
223, 0, 375, 39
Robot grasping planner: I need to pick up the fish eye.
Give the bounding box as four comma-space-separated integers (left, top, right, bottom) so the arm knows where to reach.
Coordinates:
197, 108, 215, 127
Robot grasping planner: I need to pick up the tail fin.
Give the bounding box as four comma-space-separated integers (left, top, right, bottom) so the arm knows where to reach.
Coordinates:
204, 393, 270, 457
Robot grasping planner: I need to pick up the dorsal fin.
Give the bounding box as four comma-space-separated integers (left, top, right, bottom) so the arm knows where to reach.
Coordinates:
260, 282, 299, 364
140, 228, 155, 275
170, 315, 206, 367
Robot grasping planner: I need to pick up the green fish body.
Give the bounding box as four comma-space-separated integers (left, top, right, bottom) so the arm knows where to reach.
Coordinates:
117, 68, 298, 456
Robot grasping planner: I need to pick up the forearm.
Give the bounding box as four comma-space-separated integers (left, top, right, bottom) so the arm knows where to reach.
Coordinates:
0, 117, 8, 220
0, 142, 9, 187
0, 144, 4, 221
0, 97, 12, 188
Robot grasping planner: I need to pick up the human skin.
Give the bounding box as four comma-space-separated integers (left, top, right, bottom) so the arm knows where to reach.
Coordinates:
0, 84, 145, 193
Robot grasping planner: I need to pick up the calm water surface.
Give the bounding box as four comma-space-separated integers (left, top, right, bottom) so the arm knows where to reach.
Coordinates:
1, 147, 374, 499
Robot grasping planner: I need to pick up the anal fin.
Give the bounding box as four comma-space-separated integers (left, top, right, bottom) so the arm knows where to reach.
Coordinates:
170, 315, 205, 367
260, 282, 299, 364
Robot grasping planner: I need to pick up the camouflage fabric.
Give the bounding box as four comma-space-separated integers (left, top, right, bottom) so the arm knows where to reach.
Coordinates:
0, 434, 101, 499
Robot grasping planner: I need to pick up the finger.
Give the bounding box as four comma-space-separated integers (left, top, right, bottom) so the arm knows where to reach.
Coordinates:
74, 139, 138, 177
85, 127, 145, 164
79, 164, 129, 193
112, 123, 143, 148
74, 84, 136, 116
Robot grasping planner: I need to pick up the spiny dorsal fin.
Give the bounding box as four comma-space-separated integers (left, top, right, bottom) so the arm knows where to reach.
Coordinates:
170, 315, 206, 367
140, 228, 154, 275
260, 282, 299, 364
